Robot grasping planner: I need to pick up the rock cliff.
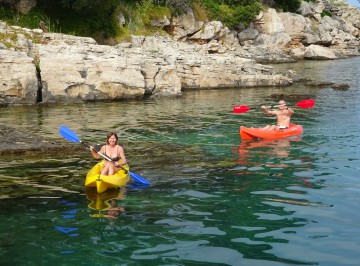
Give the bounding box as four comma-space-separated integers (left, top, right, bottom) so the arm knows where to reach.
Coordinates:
0, 0, 359, 105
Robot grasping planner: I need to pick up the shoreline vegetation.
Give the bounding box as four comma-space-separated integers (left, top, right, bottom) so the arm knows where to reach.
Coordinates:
0, 0, 280, 44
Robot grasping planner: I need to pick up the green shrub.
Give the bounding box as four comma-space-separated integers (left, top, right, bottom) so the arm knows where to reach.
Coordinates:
2, 0, 262, 41
117, 0, 171, 37
201, 0, 261, 28
272, 0, 301, 12
321, 9, 332, 17
153, 0, 192, 15
0, 1, 121, 43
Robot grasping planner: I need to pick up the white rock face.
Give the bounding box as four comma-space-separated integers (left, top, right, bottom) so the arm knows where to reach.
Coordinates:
257, 8, 285, 35
38, 43, 146, 102
0, 50, 38, 105
171, 9, 204, 41
304, 44, 337, 59
0, 27, 291, 105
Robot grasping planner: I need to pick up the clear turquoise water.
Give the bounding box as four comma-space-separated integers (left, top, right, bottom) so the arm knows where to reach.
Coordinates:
0, 57, 359, 265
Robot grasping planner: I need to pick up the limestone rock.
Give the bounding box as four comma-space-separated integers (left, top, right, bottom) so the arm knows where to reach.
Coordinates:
170, 9, 204, 41
304, 44, 337, 59
0, 50, 38, 105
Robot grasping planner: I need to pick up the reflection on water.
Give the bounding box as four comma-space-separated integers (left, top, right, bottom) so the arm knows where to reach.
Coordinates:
237, 137, 302, 164
86, 187, 127, 221
1, 57, 360, 265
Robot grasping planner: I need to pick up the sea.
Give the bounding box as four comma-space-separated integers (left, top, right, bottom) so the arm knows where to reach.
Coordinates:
0, 56, 359, 265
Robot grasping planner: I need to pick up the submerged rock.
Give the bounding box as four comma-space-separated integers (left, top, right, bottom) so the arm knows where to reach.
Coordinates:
0, 125, 78, 157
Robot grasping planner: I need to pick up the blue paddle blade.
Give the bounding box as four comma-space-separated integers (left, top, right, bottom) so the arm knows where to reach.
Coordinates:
59, 125, 80, 143
129, 171, 150, 186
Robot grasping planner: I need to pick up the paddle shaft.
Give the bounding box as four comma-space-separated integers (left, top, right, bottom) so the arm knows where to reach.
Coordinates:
264, 104, 289, 109
83, 142, 129, 172
233, 99, 314, 114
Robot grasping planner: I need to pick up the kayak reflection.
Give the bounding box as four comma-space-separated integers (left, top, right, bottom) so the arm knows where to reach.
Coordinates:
236, 137, 302, 165
85, 187, 126, 220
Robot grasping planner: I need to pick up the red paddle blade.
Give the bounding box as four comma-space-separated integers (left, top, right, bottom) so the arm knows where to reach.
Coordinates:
233, 105, 250, 113
295, 99, 315, 108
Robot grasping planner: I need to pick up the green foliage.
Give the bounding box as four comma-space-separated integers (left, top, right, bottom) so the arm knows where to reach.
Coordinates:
0, 32, 17, 49
0, 1, 121, 43
60, 0, 102, 11
321, 9, 332, 17
153, 0, 192, 15
118, 0, 170, 37
192, 1, 208, 22
201, 0, 261, 28
59, 0, 118, 12
0, 24, 41, 50
272, 0, 301, 12
0, 4, 55, 30
1, 0, 262, 41
38, 0, 121, 40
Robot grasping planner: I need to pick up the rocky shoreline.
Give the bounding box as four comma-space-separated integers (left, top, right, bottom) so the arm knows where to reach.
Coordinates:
1, 0, 359, 106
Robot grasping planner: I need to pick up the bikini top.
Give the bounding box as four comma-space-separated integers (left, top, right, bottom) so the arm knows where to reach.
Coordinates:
104, 145, 120, 161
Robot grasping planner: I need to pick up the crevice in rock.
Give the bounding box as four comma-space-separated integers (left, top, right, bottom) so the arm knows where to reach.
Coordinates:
30, 45, 43, 103
148, 66, 162, 96
36, 66, 43, 102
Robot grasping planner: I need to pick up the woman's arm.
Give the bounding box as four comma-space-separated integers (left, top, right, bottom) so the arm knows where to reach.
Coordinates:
117, 146, 127, 165
90, 145, 103, 159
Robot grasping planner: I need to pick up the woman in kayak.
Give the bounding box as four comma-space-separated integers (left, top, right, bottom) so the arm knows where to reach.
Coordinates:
261, 100, 294, 130
89, 132, 127, 175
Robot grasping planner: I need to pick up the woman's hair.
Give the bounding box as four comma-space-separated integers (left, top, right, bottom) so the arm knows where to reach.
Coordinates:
106, 132, 118, 144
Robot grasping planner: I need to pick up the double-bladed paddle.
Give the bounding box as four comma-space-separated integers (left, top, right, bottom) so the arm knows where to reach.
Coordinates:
233, 99, 315, 114
59, 125, 150, 186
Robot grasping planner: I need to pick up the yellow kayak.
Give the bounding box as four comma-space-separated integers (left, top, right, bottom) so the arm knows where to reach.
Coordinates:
85, 160, 130, 193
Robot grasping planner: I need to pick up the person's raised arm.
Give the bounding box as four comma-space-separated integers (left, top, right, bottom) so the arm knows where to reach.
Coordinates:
287, 107, 294, 115
261, 105, 277, 115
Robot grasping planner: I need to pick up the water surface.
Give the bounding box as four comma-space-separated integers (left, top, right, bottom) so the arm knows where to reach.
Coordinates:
1, 57, 359, 265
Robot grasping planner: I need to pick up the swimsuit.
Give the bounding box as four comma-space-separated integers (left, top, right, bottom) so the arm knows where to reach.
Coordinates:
278, 125, 288, 129
105, 145, 120, 161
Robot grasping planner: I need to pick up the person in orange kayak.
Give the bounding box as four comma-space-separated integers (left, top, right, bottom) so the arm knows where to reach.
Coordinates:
89, 132, 127, 175
261, 100, 294, 130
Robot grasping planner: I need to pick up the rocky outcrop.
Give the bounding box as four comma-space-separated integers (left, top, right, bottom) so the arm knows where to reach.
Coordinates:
304, 44, 337, 59
0, 49, 38, 105
0, 24, 291, 105
246, 2, 360, 61
0, 0, 359, 105
38, 39, 146, 102
170, 9, 204, 41
175, 54, 289, 88
166, 1, 359, 62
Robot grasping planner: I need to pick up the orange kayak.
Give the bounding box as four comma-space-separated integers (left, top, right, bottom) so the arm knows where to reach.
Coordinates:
240, 124, 303, 140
